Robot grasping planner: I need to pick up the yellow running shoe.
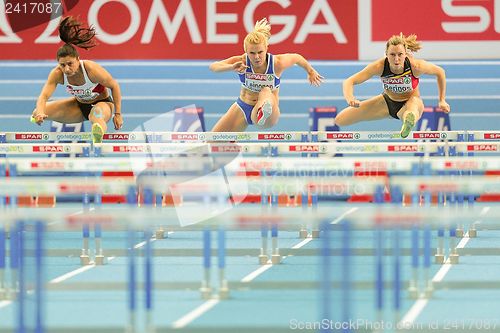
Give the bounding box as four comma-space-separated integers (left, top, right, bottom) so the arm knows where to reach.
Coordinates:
400, 113, 415, 138
91, 123, 104, 143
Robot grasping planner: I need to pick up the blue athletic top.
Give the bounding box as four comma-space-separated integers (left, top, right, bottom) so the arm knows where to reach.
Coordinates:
238, 53, 280, 93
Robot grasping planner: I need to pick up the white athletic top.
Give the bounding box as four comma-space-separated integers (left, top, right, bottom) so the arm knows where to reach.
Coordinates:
64, 60, 105, 102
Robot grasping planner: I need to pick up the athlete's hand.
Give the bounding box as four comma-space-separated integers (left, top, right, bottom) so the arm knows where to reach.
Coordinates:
232, 61, 248, 74
308, 70, 324, 87
32, 112, 48, 126
113, 113, 123, 130
348, 99, 360, 108
438, 100, 450, 113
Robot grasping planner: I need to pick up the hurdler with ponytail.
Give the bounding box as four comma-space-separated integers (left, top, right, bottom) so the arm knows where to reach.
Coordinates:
32, 16, 123, 143
338, 32, 449, 138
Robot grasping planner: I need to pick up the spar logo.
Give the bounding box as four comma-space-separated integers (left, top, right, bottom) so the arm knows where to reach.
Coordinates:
59, 184, 100, 193
326, 132, 360, 140
15, 133, 43, 140
258, 133, 292, 140
32, 145, 70, 153
483, 133, 500, 140
31, 161, 66, 169
113, 145, 150, 152
172, 133, 200, 140
388, 145, 418, 152
412, 132, 446, 139
289, 145, 320, 152
105, 133, 130, 140
468, 144, 498, 151
444, 161, 480, 169
211, 145, 245, 153
246, 73, 268, 80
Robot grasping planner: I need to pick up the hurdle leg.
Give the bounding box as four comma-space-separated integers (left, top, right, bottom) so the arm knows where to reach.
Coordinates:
448, 228, 459, 264
80, 224, 91, 266
469, 222, 478, 238
154, 194, 166, 239
271, 224, 281, 265
144, 228, 155, 333
94, 224, 105, 265
298, 191, 309, 238
200, 229, 212, 299
217, 228, 229, 299
9, 225, 20, 300
0, 227, 5, 299
259, 225, 269, 265
408, 227, 420, 299
435, 229, 445, 264
435, 193, 445, 264
126, 229, 137, 333
310, 193, 320, 238
423, 226, 433, 298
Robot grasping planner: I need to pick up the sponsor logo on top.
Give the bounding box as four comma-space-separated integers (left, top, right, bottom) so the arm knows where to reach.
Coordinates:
289, 145, 323, 152
32, 145, 70, 153
105, 133, 130, 140
467, 144, 498, 151
444, 161, 480, 170
483, 133, 500, 140
172, 133, 201, 140
257, 133, 292, 140
387, 145, 418, 152
113, 145, 150, 152
15, 133, 45, 140
412, 132, 446, 139
31, 161, 66, 169
327, 132, 360, 140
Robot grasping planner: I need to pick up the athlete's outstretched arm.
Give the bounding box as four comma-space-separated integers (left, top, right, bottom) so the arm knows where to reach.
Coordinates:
33, 68, 60, 125
276, 53, 323, 86
412, 59, 450, 113
209, 55, 248, 73
343, 59, 383, 108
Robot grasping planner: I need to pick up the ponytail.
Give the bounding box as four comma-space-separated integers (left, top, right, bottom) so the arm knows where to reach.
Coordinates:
57, 16, 97, 59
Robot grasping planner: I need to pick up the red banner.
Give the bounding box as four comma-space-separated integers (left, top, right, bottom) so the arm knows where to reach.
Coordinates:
0, 0, 358, 60
372, 0, 500, 40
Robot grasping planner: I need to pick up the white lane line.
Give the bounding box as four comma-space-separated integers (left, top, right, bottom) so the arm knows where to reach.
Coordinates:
292, 238, 313, 249
240, 264, 274, 283
331, 207, 359, 225
399, 206, 490, 326
49, 265, 96, 284
171, 299, 220, 329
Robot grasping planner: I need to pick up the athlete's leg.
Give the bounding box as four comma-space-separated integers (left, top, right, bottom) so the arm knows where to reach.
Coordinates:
88, 101, 113, 143
335, 95, 389, 126
397, 96, 424, 138
251, 88, 279, 128
212, 103, 249, 132
32, 98, 84, 124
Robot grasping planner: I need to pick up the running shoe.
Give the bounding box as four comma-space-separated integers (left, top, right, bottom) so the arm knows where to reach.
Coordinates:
400, 113, 415, 138
256, 100, 272, 126
91, 123, 104, 143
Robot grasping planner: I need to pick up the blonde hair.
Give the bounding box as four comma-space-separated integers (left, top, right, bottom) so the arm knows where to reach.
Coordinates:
386, 33, 422, 53
243, 18, 271, 52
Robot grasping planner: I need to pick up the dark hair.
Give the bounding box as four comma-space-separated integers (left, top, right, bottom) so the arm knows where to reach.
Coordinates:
57, 16, 97, 59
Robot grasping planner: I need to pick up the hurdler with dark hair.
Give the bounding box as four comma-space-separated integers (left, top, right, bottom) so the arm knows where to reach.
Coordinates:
32, 16, 123, 143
